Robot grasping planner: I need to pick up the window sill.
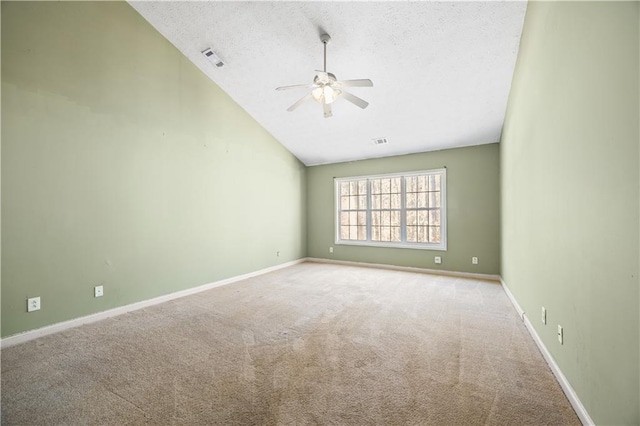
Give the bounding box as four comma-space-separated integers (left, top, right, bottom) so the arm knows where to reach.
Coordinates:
335, 240, 447, 251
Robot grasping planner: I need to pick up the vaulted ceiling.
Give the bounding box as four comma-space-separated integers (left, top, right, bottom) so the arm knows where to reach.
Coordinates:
129, 1, 527, 166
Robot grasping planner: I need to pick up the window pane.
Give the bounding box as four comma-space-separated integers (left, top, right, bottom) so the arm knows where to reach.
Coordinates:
418, 210, 428, 226
391, 177, 401, 193
341, 196, 349, 209
372, 226, 380, 241
349, 212, 357, 226
349, 196, 358, 210
357, 212, 366, 226
406, 193, 416, 208
372, 195, 381, 209
418, 175, 427, 191
406, 210, 416, 226
381, 226, 391, 241
391, 227, 401, 242
350, 225, 358, 239
391, 211, 400, 226
381, 211, 390, 226
358, 180, 367, 195
382, 194, 390, 209
429, 226, 441, 243
407, 226, 417, 242
418, 192, 427, 208
418, 226, 428, 243
429, 192, 440, 208
358, 226, 366, 240
340, 212, 349, 226
350, 181, 358, 195
429, 209, 441, 226
372, 179, 380, 194
381, 179, 391, 193
341, 226, 349, 240
430, 175, 441, 191
358, 195, 367, 209
407, 176, 417, 192
372, 211, 380, 226
340, 182, 349, 196
391, 194, 401, 209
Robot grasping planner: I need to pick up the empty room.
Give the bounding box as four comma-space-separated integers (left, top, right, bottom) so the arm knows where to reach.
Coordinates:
1, 1, 638, 425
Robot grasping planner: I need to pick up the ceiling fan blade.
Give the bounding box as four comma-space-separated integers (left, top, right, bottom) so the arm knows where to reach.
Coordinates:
336, 79, 373, 88
323, 102, 333, 118
276, 83, 314, 91
341, 90, 369, 109
287, 93, 313, 112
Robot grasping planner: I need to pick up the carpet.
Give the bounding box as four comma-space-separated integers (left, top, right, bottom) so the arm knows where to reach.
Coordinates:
1, 262, 580, 425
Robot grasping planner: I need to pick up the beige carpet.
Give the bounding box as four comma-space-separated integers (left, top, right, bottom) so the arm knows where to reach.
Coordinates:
2, 262, 579, 425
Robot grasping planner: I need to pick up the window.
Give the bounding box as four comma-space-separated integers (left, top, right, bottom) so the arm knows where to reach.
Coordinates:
335, 169, 447, 250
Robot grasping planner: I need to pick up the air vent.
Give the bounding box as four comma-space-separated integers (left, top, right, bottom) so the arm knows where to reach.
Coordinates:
372, 137, 388, 145
202, 48, 225, 68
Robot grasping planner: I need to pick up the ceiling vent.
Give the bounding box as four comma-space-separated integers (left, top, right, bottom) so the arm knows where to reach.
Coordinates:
202, 48, 225, 68
372, 137, 388, 145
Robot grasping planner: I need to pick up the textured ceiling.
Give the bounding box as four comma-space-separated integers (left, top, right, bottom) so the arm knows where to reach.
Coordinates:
129, 1, 527, 166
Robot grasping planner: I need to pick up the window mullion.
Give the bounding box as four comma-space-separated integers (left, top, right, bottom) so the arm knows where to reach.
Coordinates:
401, 176, 406, 242
366, 179, 372, 242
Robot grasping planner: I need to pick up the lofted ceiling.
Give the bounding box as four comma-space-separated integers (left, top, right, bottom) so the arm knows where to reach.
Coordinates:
129, 1, 527, 166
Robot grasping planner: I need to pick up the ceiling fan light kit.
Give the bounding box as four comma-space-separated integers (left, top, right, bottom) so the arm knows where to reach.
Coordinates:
276, 33, 373, 118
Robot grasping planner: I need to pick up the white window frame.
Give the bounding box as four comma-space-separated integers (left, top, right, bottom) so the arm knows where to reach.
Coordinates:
334, 168, 447, 251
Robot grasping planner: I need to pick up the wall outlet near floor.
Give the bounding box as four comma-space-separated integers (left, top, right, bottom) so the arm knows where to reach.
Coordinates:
94, 285, 104, 298
329, 247, 333, 253
557, 325, 563, 344
541, 306, 547, 324
472, 257, 478, 265
434, 256, 442, 264
27, 296, 41, 312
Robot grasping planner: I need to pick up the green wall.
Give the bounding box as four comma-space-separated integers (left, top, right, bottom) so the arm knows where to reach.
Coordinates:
1, 1, 306, 337
307, 144, 500, 275
4, 1, 639, 421
500, 2, 639, 424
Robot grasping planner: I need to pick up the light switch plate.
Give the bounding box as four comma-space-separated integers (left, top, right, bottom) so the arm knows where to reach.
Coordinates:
557, 325, 563, 344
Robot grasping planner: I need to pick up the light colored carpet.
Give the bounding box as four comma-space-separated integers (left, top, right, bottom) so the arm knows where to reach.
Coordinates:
2, 262, 579, 425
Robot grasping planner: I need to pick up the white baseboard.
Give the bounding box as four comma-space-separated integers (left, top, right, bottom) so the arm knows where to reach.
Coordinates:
306, 257, 501, 281
500, 278, 594, 426
1, 258, 306, 349
0, 260, 595, 426
499, 277, 524, 320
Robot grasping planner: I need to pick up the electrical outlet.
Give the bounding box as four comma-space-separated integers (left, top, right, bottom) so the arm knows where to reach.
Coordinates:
276, 251, 280, 257
27, 296, 41, 312
329, 247, 333, 253
557, 325, 563, 344
94, 285, 104, 298
472, 257, 478, 265
541, 306, 547, 324
434, 256, 442, 264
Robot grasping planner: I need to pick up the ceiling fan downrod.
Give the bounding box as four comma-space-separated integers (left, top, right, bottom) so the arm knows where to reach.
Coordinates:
320, 33, 331, 73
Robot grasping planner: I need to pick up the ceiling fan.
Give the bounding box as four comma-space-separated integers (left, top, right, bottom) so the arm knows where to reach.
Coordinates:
276, 33, 373, 118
